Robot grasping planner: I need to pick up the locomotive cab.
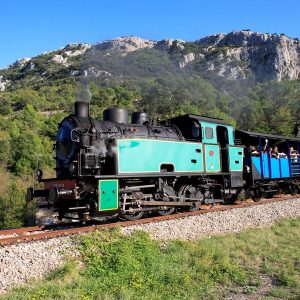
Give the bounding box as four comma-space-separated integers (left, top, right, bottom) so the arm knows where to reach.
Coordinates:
170, 115, 244, 187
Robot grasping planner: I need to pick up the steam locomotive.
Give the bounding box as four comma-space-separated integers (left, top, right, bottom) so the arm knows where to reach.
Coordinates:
27, 101, 300, 221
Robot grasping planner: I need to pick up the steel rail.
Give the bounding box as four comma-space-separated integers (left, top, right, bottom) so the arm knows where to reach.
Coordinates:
0, 222, 81, 237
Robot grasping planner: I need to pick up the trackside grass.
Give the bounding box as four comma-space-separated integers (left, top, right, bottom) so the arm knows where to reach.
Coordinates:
2, 218, 300, 299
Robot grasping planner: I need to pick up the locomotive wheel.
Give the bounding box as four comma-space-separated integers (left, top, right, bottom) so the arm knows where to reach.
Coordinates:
157, 186, 176, 216
179, 184, 203, 211
121, 211, 144, 221
120, 191, 145, 221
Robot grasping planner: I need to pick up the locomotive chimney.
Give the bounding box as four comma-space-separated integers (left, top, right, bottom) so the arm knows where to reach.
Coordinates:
74, 101, 90, 118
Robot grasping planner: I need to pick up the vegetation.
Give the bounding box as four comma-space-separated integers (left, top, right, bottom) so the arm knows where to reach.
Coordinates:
1, 78, 300, 228
2, 218, 300, 299
0, 44, 300, 228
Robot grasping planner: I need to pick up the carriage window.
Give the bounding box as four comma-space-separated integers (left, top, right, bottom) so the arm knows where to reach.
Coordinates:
205, 127, 214, 139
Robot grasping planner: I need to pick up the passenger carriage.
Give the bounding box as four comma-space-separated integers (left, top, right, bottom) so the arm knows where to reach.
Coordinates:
236, 130, 300, 199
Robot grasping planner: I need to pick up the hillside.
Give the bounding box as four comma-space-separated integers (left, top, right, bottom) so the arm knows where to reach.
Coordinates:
0, 30, 299, 131
0, 30, 300, 228
1, 30, 300, 91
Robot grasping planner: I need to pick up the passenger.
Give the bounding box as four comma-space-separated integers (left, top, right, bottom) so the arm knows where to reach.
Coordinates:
263, 139, 273, 156
278, 151, 287, 158
271, 146, 279, 159
290, 147, 299, 156
268, 147, 273, 157
290, 147, 300, 163
250, 145, 260, 156
248, 145, 254, 154
263, 138, 269, 153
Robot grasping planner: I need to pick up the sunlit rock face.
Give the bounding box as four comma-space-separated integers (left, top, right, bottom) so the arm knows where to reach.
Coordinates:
95, 37, 156, 53
195, 30, 300, 81
0, 75, 9, 91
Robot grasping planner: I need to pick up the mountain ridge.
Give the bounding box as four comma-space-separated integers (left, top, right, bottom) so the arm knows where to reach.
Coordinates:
1, 30, 300, 92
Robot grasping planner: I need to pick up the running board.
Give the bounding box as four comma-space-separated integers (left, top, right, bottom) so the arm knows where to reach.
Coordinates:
140, 199, 224, 206
141, 201, 193, 207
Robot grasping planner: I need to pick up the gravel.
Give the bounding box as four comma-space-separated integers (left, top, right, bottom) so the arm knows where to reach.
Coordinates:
121, 198, 300, 240
0, 237, 77, 294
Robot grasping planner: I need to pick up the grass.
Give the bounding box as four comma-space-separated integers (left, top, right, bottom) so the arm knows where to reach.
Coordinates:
2, 218, 300, 300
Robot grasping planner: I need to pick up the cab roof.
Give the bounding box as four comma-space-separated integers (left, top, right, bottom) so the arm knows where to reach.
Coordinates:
170, 114, 230, 126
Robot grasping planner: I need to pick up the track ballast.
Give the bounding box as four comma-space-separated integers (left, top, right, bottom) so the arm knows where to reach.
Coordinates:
0, 195, 297, 246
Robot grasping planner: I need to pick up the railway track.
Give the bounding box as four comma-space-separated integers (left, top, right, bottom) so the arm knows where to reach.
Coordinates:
0, 195, 297, 246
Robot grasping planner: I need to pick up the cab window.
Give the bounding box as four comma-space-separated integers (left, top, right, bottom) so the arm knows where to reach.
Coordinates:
205, 127, 214, 139
192, 121, 201, 139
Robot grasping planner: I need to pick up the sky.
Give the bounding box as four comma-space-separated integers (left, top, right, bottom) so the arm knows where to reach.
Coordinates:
0, 0, 300, 68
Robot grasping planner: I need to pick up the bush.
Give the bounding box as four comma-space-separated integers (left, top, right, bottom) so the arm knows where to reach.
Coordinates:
0, 179, 26, 229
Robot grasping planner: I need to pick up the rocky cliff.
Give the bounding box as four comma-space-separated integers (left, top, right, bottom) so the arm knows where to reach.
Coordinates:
195, 30, 300, 81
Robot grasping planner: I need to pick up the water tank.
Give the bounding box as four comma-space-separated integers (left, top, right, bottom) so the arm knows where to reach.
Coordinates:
132, 112, 149, 125
103, 108, 129, 124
